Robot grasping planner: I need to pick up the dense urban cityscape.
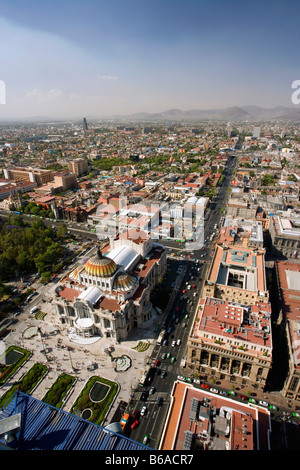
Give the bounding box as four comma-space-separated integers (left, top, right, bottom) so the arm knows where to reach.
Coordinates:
0, 116, 299, 452
1, 0, 300, 457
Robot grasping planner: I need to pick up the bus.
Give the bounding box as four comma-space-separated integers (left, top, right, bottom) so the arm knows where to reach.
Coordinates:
139, 373, 147, 386
30, 306, 39, 315
157, 329, 166, 345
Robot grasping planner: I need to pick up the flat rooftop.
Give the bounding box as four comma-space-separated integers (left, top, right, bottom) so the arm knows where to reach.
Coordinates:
191, 297, 272, 350
159, 381, 271, 450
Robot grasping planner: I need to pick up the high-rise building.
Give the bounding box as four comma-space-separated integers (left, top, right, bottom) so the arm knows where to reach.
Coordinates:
83, 117, 88, 131
68, 158, 88, 176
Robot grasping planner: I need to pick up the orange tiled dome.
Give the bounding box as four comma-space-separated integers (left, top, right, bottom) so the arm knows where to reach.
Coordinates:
113, 272, 136, 291
85, 248, 117, 278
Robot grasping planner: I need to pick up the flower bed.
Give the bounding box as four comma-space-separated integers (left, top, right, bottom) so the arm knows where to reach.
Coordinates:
0, 345, 31, 385
42, 373, 76, 408
132, 341, 150, 352
0, 362, 47, 407
71, 376, 118, 425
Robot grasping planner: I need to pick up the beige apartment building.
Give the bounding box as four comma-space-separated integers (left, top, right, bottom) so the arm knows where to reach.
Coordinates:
186, 296, 272, 391
3, 167, 54, 186
68, 158, 89, 176
202, 244, 269, 304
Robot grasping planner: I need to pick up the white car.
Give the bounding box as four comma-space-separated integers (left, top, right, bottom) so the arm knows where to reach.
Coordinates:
176, 339, 181, 346
140, 406, 147, 416
210, 388, 219, 394
171, 340, 176, 347
259, 400, 268, 407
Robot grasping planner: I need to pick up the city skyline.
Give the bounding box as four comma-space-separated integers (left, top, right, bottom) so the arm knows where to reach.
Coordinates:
1, 0, 300, 119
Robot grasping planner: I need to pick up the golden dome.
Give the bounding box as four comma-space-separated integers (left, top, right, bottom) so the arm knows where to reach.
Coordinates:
113, 272, 136, 291
85, 248, 117, 278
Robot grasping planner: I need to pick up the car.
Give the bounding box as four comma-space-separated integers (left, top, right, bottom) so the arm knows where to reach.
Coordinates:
219, 390, 227, 395
176, 339, 181, 346
292, 412, 300, 417
269, 405, 278, 411
141, 390, 148, 401
201, 383, 209, 389
132, 409, 140, 420
210, 388, 219, 394
162, 339, 168, 346
131, 420, 139, 430
156, 396, 163, 406
166, 352, 171, 358
177, 375, 185, 381
185, 377, 192, 383
248, 398, 256, 404
140, 406, 147, 416
228, 390, 236, 396
161, 370, 166, 378
143, 434, 149, 445
193, 378, 200, 384
238, 394, 247, 401
154, 359, 160, 366
161, 352, 166, 360
259, 400, 269, 407
171, 340, 176, 347
170, 356, 176, 363
149, 386, 155, 395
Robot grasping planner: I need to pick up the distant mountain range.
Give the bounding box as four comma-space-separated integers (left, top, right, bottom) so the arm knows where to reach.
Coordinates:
2, 105, 300, 124
125, 105, 300, 122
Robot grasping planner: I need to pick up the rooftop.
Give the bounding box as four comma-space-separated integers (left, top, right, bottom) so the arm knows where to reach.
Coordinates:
0, 392, 149, 451
191, 296, 272, 350
159, 381, 271, 450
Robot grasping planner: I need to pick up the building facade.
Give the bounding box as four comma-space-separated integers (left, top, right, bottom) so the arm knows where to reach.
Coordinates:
186, 297, 273, 391
54, 231, 166, 342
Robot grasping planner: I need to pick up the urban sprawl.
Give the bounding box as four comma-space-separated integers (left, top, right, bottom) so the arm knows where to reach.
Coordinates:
0, 118, 299, 451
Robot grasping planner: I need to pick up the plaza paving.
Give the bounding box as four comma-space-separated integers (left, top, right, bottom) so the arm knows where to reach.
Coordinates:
1, 295, 159, 423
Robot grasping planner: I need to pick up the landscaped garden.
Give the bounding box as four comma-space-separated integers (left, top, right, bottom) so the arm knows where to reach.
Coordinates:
70, 376, 119, 425
0, 362, 48, 407
42, 373, 76, 408
131, 341, 150, 352
0, 345, 31, 385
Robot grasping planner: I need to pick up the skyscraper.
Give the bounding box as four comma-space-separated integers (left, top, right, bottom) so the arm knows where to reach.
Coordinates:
83, 117, 88, 132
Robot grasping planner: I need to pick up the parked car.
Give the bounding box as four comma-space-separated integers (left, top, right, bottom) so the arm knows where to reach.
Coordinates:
140, 406, 147, 416
160, 370, 166, 378
210, 388, 219, 394
132, 409, 140, 420
156, 396, 163, 406
143, 434, 149, 445
176, 339, 181, 346
149, 386, 155, 395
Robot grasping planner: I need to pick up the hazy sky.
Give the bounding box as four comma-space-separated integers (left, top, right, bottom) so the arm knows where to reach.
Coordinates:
0, 0, 300, 119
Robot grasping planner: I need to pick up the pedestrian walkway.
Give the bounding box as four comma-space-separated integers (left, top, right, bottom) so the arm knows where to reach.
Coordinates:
0, 301, 159, 425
